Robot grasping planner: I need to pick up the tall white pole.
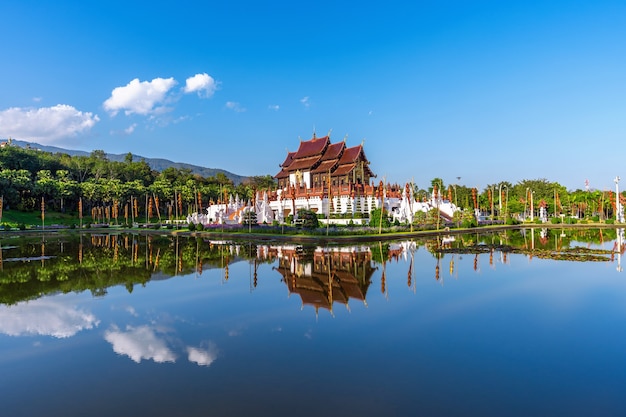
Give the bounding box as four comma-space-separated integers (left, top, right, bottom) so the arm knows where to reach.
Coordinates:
615, 176, 621, 223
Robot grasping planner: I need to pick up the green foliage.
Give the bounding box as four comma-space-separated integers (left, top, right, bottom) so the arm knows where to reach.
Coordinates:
241, 210, 257, 226
461, 219, 477, 228
196, 223, 204, 231
370, 242, 390, 264
369, 208, 391, 228
296, 209, 319, 229
188, 222, 196, 231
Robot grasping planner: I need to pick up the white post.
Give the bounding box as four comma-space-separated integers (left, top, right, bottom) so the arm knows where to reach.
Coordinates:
615, 176, 622, 223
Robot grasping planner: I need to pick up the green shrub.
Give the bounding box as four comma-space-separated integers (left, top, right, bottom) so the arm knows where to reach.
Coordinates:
188, 222, 196, 231
550, 217, 560, 224
461, 219, 477, 228
18, 223, 26, 230
606, 218, 615, 224
196, 223, 204, 231
297, 209, 319, 229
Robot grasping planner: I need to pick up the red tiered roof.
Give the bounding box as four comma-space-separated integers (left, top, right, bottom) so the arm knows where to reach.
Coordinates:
333, 163, 357, 176
320, 141, 345, 161
279, 151, 296, 169
287, 156, 322, 171
312, 159, 338, 174
274, 134, 375, 180
337, 145, 362, 165
292, 135, 330, 159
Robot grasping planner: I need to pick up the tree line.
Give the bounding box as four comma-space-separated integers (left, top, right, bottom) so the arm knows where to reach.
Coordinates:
0, 146, 274, 222
0, 145, 622, 223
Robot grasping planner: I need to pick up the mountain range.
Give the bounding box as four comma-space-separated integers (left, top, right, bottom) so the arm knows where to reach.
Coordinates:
7, 139, 248, 185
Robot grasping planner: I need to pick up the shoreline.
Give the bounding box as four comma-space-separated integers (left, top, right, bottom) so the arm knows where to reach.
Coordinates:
2, 222, 623, 244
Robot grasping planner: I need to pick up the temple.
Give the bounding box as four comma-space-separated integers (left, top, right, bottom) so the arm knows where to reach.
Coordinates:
274, 133, 376, 190
266, 132, 386, 221
186, 129, 461, 226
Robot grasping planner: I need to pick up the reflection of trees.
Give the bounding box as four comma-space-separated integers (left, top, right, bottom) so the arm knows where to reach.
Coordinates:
430, 229, 619, 262
1, 229, 622, 306
0, 234, 264, 305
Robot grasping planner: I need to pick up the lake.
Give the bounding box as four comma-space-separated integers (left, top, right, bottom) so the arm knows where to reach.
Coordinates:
1, 228, 625, 416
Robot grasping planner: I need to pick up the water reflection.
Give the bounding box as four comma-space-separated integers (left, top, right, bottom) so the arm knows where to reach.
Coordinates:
2, 229, 626, 416
0, 228, 624, 307
273, 244, 376, 315
104, 324, 177, 363
0, 298, 99, 338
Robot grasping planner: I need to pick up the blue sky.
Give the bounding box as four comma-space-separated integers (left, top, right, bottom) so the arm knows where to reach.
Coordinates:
1, 0, 625, 191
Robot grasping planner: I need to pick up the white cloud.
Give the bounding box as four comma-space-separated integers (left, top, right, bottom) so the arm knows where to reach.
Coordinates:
187, 343, 218, 367
104, 325, 176, 363
0, 105, 99, 145
184, 73, 217, 98
103, 77, 177, 116
124, 123, 137, 135
300, 96, 310, 108
268, 104, 280, 111
225, 101, 246, 112
32, 97, 42, 103
0, 299, 99, 338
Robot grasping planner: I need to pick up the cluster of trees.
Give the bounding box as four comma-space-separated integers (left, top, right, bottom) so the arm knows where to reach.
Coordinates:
0, 146, 274, 221
414, 177, 623, 221
0, 145, 622, 223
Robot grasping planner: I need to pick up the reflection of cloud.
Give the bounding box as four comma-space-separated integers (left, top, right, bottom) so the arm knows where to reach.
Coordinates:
187, 343, 218, 367
0, 299, 99, 338
104, 325, 176, 363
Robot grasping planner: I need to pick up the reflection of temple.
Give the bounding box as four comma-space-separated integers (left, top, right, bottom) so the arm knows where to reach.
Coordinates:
273, 245, 376, 315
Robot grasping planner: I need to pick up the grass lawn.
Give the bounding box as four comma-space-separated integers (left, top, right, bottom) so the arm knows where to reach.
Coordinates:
1, 210, 85, 227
